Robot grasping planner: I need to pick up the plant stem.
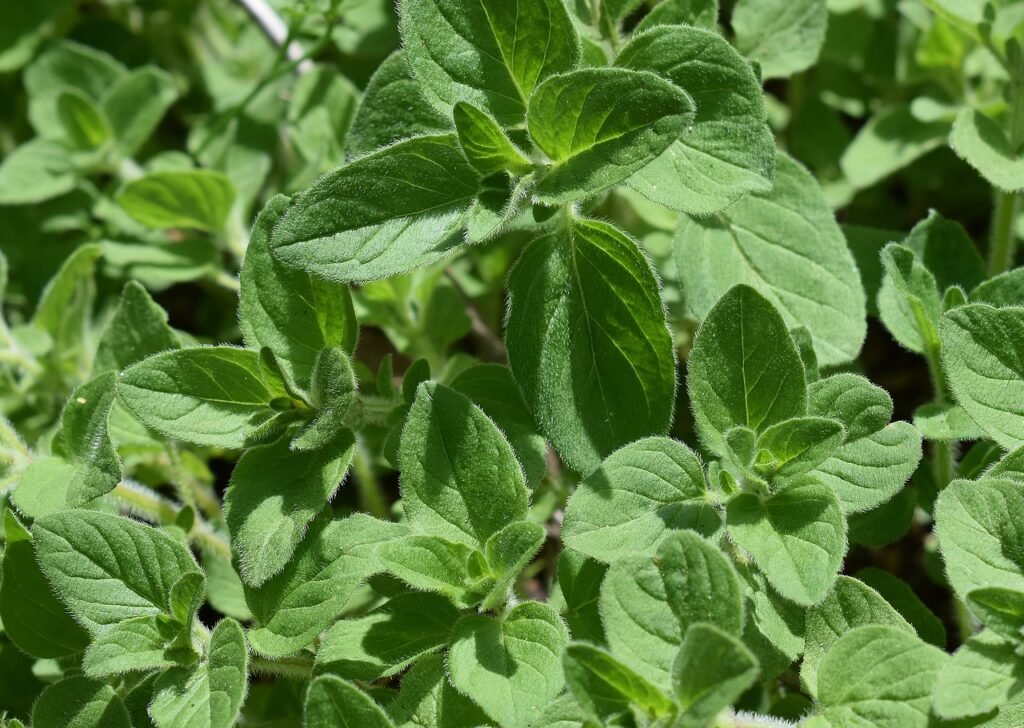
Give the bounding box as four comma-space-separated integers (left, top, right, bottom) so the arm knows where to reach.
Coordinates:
250, 654, 315, 680
989, 74, 1024, 274
923, 340, 956, 491
353, 435, 389, 519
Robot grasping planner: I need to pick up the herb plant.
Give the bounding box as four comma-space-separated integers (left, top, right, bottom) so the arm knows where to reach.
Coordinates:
2, 0, 1024, 726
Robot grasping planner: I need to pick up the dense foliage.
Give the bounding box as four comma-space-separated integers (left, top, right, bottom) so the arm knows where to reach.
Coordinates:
2, 0, 1024, 725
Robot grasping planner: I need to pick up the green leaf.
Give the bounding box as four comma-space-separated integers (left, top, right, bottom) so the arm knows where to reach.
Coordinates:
102, 66, 178, 159
116, 171, 235, 233
270, 135, 480, 283
57, 89, 111, 151
33, 510, 202, 634
913, 402, 986, 441
806, 374, 922, 514
291, 347, 358, 451
801, 576, 914, 697
675, 153, 866, 367
0, 509, 89, 658
737, 564, 806, 681
840, 106, 949, 190
481, 521, 546, 610
33, 676, 131, 728
811, 625, 946, 728
855, 567, 946, 647
687, 284, 806, 454
98, 240, 217, 290
225, 429, 355, 587
377, 535, 486, 606
399, 0, 580, 126
60, 372, 121, 505
117, 346, 286, 449
10, 457, 79, 519
453, 102, 532, 176
0, 0, 72, 73
562, 642, 674, 722
527, 68, 694, 204
94, 282, 179, 374
732, 0, 827, 79
82, 615, 183, 678
879, 243, 942, 354
0, 138, 77, 204
935, 478, 1024, 600
950, 108, 1024, 192
345, 51, 449, 157
941, 305, 1024, 449
305, 676, 395, 728
386, 653, 490, 728
968, 588, 1024, 644
244, 514, 408, 657
31, 243, 101, 367
447, 601, 569, 728
315, 592, 459, 680
672, 623, 759, 728
149, 619, 247, 728
635, 0, 719, 31
562, 437, 717, 563
615, 25, 774, 215
754, 416, 845, 479
600, 531, 744, 688
240, 195, 357, 390
399, 382, 527, 546
506, 219, 676, 473
972, 267, 1024, 307
726, 478, 847, 606
551, 548, 607, 645
931, 630, 1024, 720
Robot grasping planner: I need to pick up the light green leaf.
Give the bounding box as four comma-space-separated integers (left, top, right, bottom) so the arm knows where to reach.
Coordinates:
447, 601, 569, 728
117, 346, 286, 449
225, 429, 355, 587
94, 281, 179, 374
102, 66, 178, 158
879, 243, 942, 354
931, 630, 1024, 720
149, 619, 247, 728
0, 509, 89, 658
377, 535, 486, 607
676, 153, 866, 367
950, 108, 1024, 192
551, 548, 607, 645
527, 68, 694, 204
200, 547, 251, 622
941, 305, 1024, 449
240, 195, 357, 390
969, 588, 1024, 645
116, 171, 235, 233
801, 576, 914, 697
840, 106, 949, 190
244, 514, 409, 657
386, 653, 490, 728
57, 89, 111, 151
60, 373, 121, 505
737, 565, 806, 681
305, 676, 395, 728
98, 240, 218, 290
616, 25, 774, 215
562, 437, 717, 563
10, 457, 78, 519
33, 676, 131, 728
732, 0, 827, 79
855, 567, 947, 647
453, 102, 532, 176
270, 135, 480, 283
399, 381, 527, 546
290, 347, 358, 452
506, 219, 676, 473
634, 0, 719, 31
315, 592, 459, 680
399, 0, 580, 125
726, 478, 847, 606
562, 642, 675, 722
687, 284, 807, 454
754, 416, 845, 479
672, 623, 759, 728
33, 510, 202, 634
0, 139, 76, 205
812, 625, 946, 728
481, 521, 546, 610
913, 402, 986, 441
83, 616, 183, 678
0, 0, 72, 73
972, 267, 1024, 307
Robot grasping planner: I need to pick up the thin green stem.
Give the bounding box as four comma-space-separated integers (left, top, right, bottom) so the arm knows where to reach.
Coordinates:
989, 75, 1024, 275
250, 654, 315, 680
353, 435, 389, 520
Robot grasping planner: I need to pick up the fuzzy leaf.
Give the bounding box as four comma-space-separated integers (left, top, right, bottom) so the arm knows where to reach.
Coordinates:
82, 616, 183, 678
33, 676, 131, 728
61, 372, 121, 505
94, 281, 179, 374
385, 653, 490, 728
562, 642, 675, 722
732, 0, 827, 79
305, 676, 395, 728
672, 623, 759, 728
931, 630, 1024, 720
453, 102, 532, 176
950, 108, 1024, 192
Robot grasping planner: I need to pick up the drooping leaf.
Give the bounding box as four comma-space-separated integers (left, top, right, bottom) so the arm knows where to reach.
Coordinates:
840, 106, 949, 190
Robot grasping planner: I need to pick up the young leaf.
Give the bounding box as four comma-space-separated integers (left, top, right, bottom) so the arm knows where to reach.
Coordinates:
453, 102, 532, 176
385, 653, 490, 728
116, 170, 235, 232
562, 437, 717, 563
0, 509, 89, 658
615, 25, 774, 215
102, 66, 178, 159
270, 135, 480, 283
240, 195, 357, 390
968, 588, 1024, 645
57, 89, 112, 151
931, 630, 1024, 720
60, 372, 122, 505
93, 281, 179, 374
377, 535, 485, 606
635, 0, 719, 33
224, 429, 355, 587
400, 0, 580, 126
117, 346, 287, 449
527, 68, 694, 204
672, 623, 759, 728
878, 243, 942, 354
290, 347, 358, 451
447, 601, 569, 728
950, 108, 1024, 192
687, 284, 807, 454
82, 615, 183, 678
754, 416, 845, 479
149, 618, 247, 728
481, 520, 546, 610
732, 0, 827, 79
562, 642, 675, 722
506, 219, 676, 473
305, 676, 395, 728
675, 153, 866, 366
726, 478, 847, 606
940, 304, 1024, 449
738, 564, 806, 681
33, 676, 131, 728
33, 510, 203, 634
315, 592, 459, 680
399, 382, 527, 546
810, 625, 946, 728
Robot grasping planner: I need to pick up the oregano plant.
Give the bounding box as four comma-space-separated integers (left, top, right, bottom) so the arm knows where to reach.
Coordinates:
2, 0, 1024, 726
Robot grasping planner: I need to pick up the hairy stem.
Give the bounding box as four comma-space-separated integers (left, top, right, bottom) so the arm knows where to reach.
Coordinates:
989, 75, 1024, 274
353, 435, 389, 520
250, 653, 315, 680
